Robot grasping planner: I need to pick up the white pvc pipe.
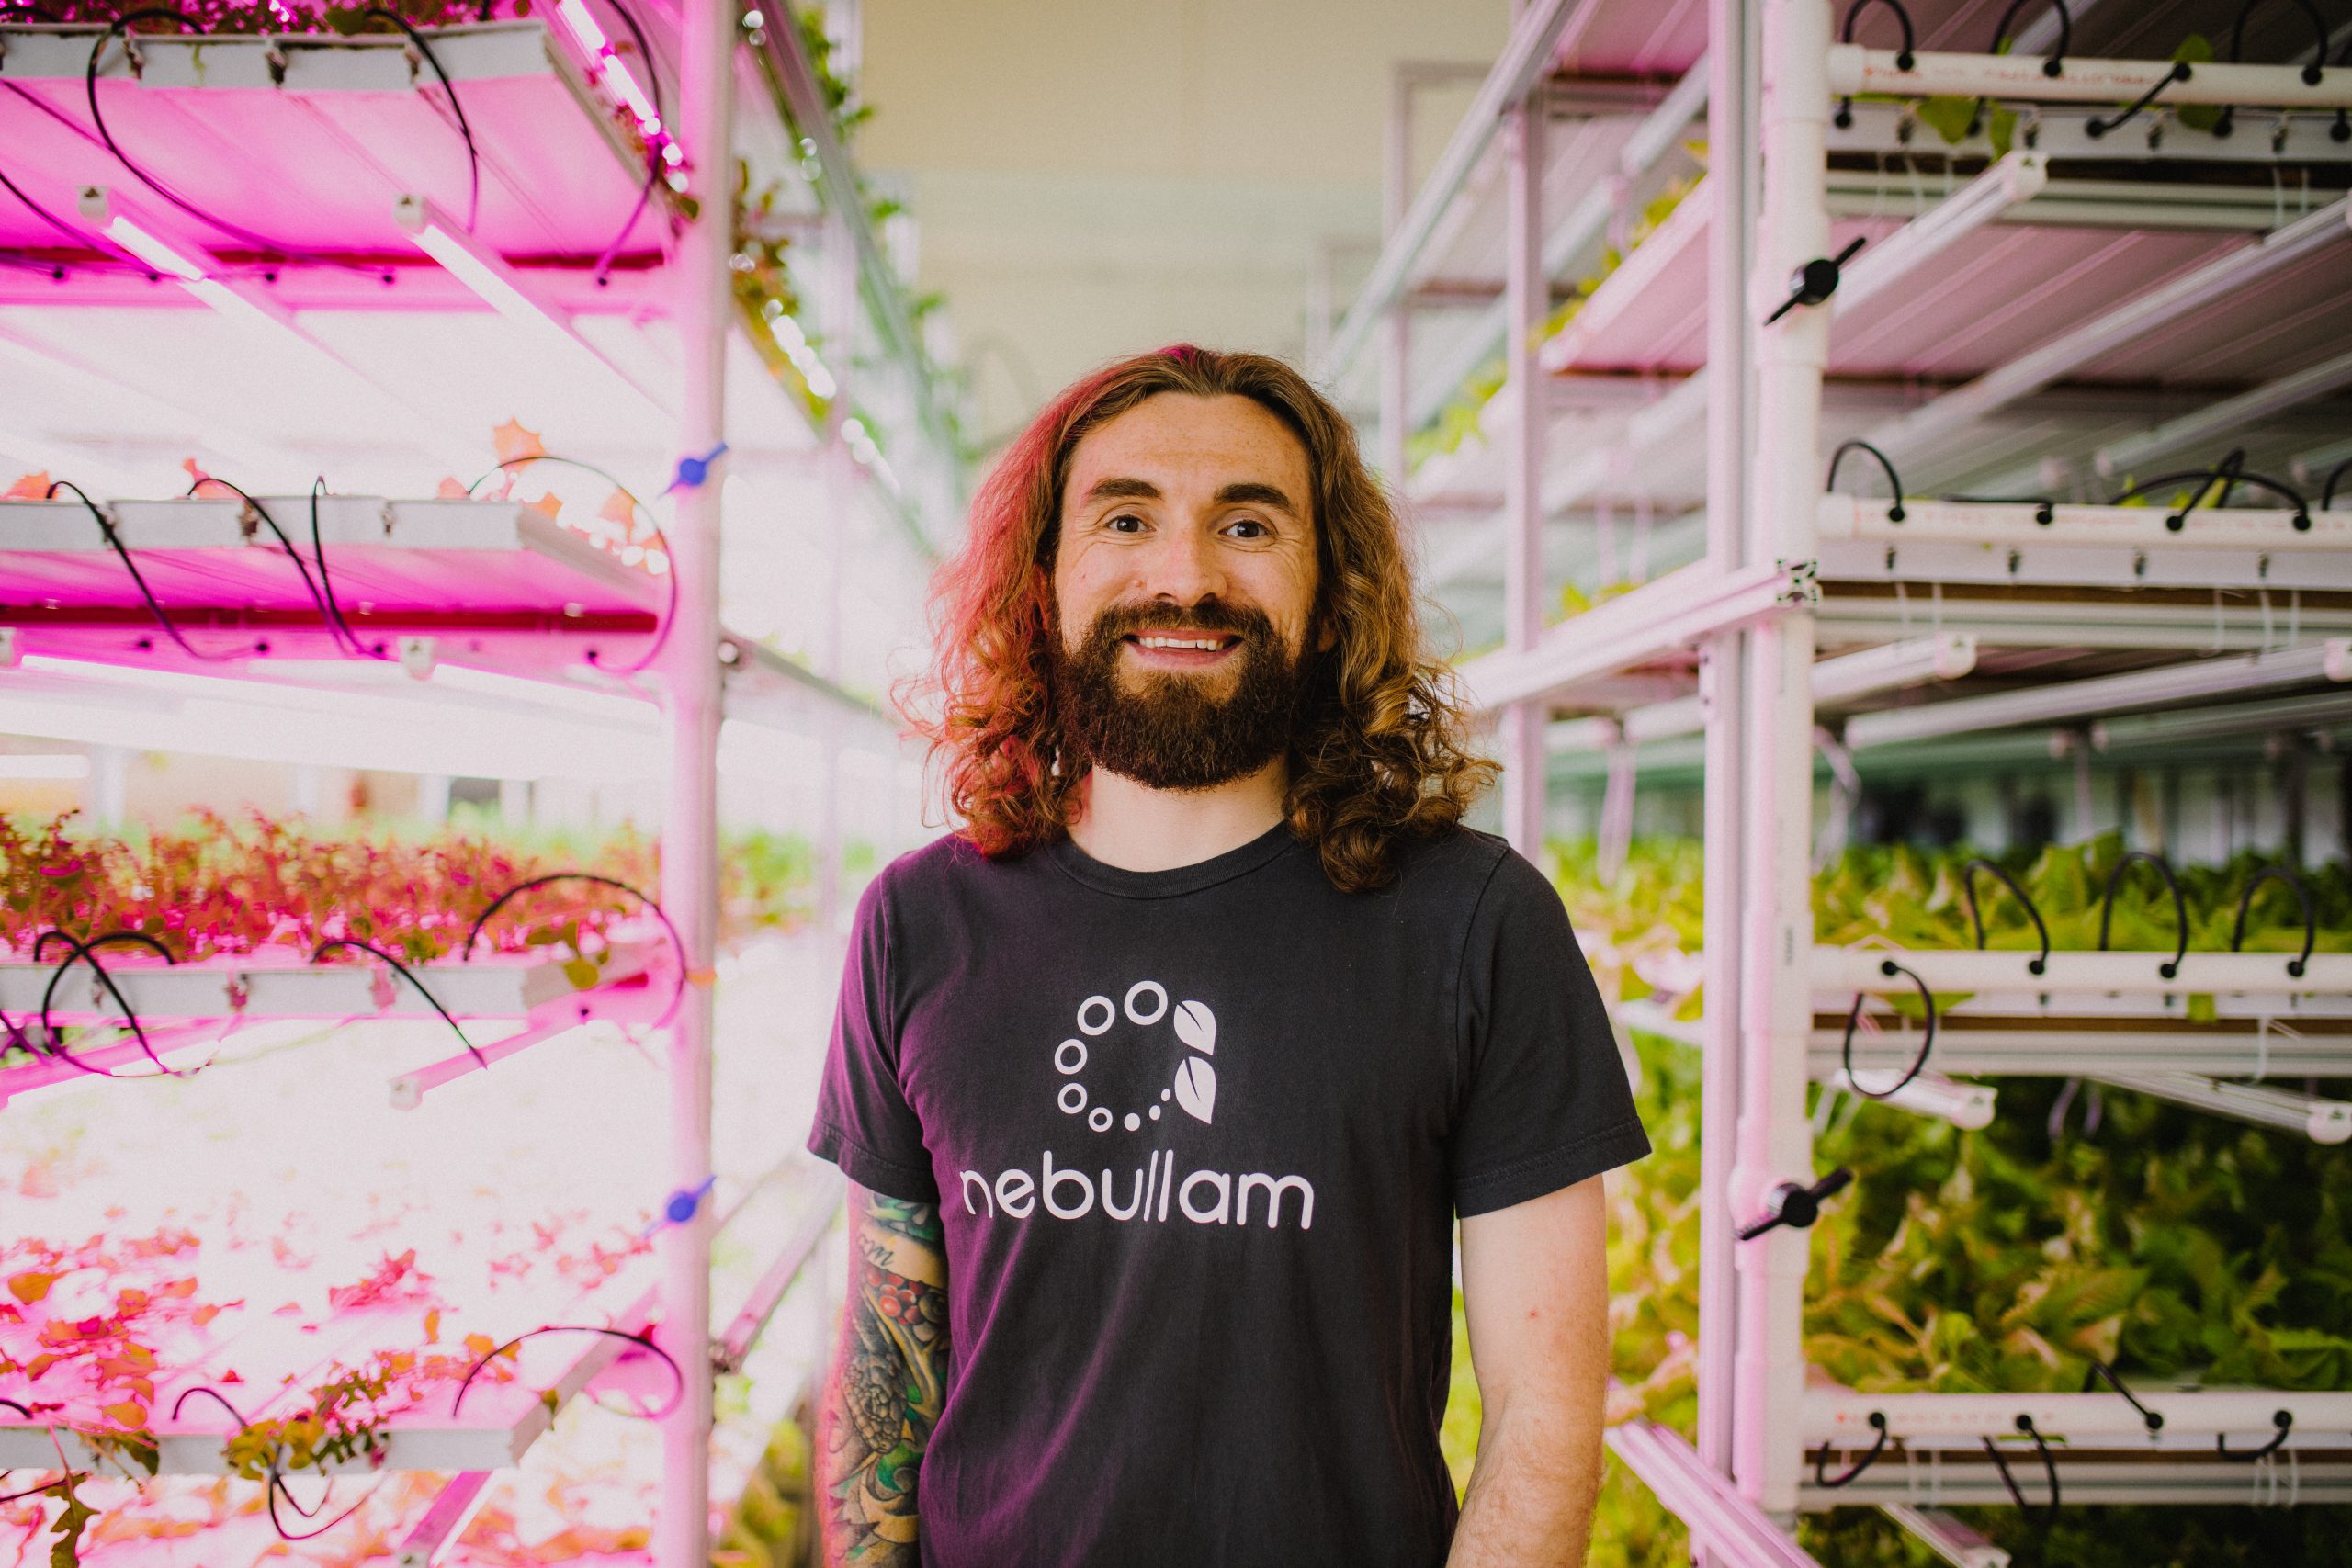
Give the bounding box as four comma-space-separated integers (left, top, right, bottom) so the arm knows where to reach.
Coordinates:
1732, 0, 1832, 1518
1499, 87, 1549, 859
1805, 1388, 2352, 1446
1826, 48, 2352, 109
1816, 948, 2350, 996
657, 0, 733, 1558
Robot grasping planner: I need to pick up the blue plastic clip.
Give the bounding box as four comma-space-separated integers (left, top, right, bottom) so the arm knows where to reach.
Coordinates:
664, 442, 729, 494
644, 1174, 718, 1237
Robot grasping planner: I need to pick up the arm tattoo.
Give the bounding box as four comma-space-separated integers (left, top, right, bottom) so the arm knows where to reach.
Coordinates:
819, 1185, 948, 1567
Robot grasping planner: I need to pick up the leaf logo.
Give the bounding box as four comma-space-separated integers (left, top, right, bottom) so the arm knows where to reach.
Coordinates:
1053, 984, 1222, 1133
1173, 1057, 1216, 1125
1173, 999, 1216, 1056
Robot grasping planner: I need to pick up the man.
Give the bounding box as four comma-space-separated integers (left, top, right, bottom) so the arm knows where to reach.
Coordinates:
808, 344, 1648, 1567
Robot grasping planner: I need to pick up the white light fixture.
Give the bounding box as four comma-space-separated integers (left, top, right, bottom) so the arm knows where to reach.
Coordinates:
1847, 640, 2352, 750
0, 752, 93, 780
2096, 1072, 2352, 1145
767, 312, 839, 399
552, 0, 665, 142
2094, 344, 2352, 478
2091, 687, 2352, 750
1883, 1505, 2012, 1568
1833, 153, 2047, 318
82, 188, 312, 347
1864, 197, 2351, 462
1827, 1068, 1999, 1130
394, 194, 672, 419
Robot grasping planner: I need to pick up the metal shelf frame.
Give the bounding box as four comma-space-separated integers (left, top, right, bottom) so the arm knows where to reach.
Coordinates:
1340, 0, 2352, 1550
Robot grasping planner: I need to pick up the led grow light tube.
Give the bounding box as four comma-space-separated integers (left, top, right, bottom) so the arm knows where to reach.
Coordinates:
2096, 1071, 2352, 1145
1548, 635, 1973, 752
1832, 153, 2046, 319
1845, 640, 2352, 750
1606, 1421, 1826, 1568
1882, 1506, 2009, 1568
1463, 559, 1799, 710
0, 1020, 230, 1108
394, 195, 672, 419
551, 0, 665, 142
1615, 1000, 1996, 1130
2092, 689, 2352, 750
388, 1014, 582, 1110
2094, 344, 2352, 479
716, 1172, 842, 1372
1862, 197, 2351, 463
395, 1472, 495, 1568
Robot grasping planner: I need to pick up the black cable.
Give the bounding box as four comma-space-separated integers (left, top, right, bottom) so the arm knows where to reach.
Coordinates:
0, 156, 107, 250
360, 8, 480, 233
2086, 60, 2192, 139
1841, 959, 1939, 1099
449, 1324, 684, 1420
2109, 452, 2311, 534
2217, 1408, 2293, 1461
1841, 0, 1916, 69
33, 929, 186, 1079
310, 937, 485, 1067
2212, 0, 2329, 137
466, 454, 676, 673
592, 149, 663, 286
184, 476, 376, 659
590, 0, 672, 283
1991, 0, 2069, 76
2097, 849, 2189, 981
461, 872, 687, 1028
2322, 457, 2349, 511
2231, 864, 2315, 979
84, 13, 363, 272
1815, 1411, 1891, 1486
1826, 439, 1906, 523
2082, 1359, 2164, 1434
170, 1384, 389, 1542
48, 478, 265, 661
1962, 857, 2051, 976
1951, 493, 2056, 525
307, 477, 392, 659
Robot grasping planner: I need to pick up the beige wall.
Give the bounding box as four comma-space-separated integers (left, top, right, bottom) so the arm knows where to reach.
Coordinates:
857, 0, 1506, 445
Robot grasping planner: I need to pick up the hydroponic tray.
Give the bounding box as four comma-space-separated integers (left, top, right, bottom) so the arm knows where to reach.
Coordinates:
0, 20, 662, 310
0, 495, 661, 670
0, 948, 661, 1025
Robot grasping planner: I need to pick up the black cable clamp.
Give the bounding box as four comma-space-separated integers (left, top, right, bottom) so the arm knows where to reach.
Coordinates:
2097, 849, 2188, 982
2217, 1408, 2293, 1461
2231, 865, 2315, 980
1737, 1166, 1854, 1241
1765, 236, 1866, 326
1815, 1410, 1891, 1487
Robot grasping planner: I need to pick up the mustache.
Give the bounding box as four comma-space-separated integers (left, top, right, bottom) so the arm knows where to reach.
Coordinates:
1084, 600, 1273, 642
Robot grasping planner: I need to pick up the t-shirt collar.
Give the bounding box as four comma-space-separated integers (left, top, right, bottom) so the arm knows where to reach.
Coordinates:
1046, 818, 1300, 899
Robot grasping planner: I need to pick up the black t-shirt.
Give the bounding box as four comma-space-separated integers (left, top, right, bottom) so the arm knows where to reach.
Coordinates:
808, 819, 1649, 1568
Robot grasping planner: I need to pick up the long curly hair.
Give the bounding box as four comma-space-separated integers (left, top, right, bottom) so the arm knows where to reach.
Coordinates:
904, 344, 1496, 893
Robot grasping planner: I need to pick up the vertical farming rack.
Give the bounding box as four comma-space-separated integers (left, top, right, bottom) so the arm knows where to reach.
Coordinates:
1324, 0, 2352, 1560
0, 0, 954, 1561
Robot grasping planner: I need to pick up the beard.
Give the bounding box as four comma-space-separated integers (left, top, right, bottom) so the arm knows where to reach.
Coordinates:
1050, 597, 1312, 793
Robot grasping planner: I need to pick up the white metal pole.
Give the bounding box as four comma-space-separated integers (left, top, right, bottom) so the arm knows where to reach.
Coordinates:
1380, 68, 1413, 488
1734, 0, 1829, 1521
1499, 80, 1548, 859
1693, 0, 1751, 1506
659, 0, 734, 1555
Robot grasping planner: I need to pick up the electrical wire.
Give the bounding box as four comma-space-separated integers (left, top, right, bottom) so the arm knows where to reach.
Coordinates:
184, 475, 382, 660
1990, 0, 2069, 76
1839, 958, 1939, 1099
2096, 849, 2188, 981
45, 477, 262, 662
168, 1385, 390, 1542
360, 7, 481, 233
466, 454, 677, 672
2322, 457, 2349, 511
306, 477, 392, 659
84, 12, 366, 272
2109, 450, 2312, 533
1961, 857, 2051, 976
2081, 1359, 2164, 1433
1981, 1416, 2061, 1516
2217, 1408, 2294, 1461
586, 0, 671, 283
2231, 864, 2314, 978
1814, 1410, 1891, 1487
462, 871, 687, 1028
32, 928, 187, 1079
2085, 60, 2192, 140
449, 1324, 684, 1420
310, 937, 486, 1067
1826, 439, 1906, 522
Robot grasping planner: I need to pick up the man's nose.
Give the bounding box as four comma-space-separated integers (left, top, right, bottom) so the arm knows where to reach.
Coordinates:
1139, 523, 1223, 606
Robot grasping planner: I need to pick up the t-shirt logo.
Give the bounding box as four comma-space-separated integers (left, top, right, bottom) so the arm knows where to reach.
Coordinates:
1055, 981, 1218, 1133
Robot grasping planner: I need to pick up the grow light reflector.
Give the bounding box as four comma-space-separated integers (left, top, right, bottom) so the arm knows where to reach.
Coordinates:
394, 195, 672, 420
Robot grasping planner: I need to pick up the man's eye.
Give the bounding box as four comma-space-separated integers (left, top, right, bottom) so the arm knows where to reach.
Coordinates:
1227, 518, 1269, 539
1107, 513, 1147, 534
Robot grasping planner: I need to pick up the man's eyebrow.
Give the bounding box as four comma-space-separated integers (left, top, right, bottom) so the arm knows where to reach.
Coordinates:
1081, 476, 1161, 503
1213, 481, 1299, 515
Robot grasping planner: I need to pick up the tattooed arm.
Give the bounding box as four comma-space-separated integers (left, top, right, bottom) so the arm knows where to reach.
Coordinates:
1447, 1175, 1611, 1567
818, 1183, 950, 1567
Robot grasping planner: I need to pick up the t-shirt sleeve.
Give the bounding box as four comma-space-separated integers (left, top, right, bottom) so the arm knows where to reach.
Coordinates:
807, 870, 941, 1204
1451, 847, 1651, 1217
